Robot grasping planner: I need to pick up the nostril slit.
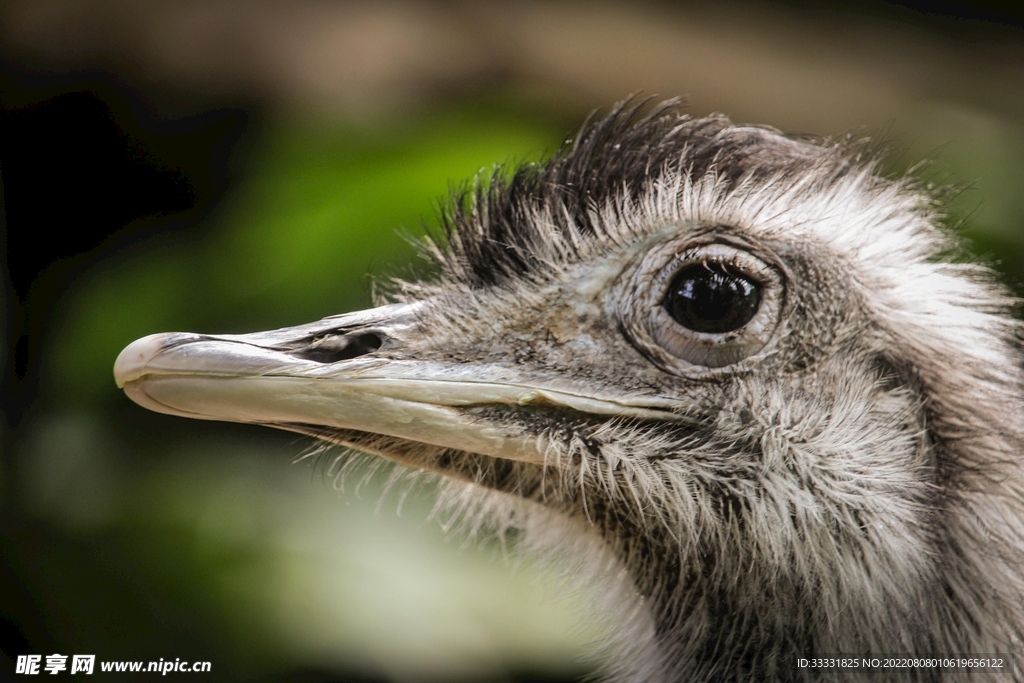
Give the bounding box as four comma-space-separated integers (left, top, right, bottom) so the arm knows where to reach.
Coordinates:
291, 331, 384, 363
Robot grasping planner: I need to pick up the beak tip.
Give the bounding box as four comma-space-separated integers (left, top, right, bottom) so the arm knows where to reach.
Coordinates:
113, 333, 175, 388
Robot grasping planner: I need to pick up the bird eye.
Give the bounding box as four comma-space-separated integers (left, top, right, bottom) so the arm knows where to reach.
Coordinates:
617, 239, 784, 372
663, 263, 762, 334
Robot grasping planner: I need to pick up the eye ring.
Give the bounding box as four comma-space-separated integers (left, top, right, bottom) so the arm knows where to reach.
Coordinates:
616, 235, 785, 374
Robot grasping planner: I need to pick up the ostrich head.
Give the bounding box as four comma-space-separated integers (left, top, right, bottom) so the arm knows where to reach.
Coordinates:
114, 101, 1024, 682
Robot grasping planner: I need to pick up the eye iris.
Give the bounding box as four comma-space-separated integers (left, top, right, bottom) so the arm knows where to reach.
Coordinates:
664, 263, 762, 334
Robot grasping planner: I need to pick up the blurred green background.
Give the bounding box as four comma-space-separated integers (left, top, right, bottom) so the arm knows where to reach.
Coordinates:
3, 1, 1024, 681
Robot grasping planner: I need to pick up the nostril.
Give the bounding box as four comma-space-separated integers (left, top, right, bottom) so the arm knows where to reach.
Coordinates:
291, 331, 384, 363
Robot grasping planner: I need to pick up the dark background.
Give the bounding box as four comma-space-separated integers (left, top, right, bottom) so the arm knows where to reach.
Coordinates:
4, 1, 1024, 680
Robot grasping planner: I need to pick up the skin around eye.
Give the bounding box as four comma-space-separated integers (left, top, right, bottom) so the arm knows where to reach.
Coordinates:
615, 236, 785, 373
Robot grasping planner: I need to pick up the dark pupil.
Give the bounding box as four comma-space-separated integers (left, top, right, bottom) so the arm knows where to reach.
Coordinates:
664, 262, 762, 334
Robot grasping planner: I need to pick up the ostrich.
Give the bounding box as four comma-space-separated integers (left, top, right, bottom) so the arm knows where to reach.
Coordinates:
114, 101, 1024, 682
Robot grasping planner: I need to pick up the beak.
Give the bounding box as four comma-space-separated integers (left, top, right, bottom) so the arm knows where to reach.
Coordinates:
114, 303, 680, 465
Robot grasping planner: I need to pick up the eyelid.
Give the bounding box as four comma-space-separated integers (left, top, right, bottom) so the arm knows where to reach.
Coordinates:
658, 245, 774, 295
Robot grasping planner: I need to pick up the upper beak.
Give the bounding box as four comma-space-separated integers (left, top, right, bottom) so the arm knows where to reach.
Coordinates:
114, 303, 680, 465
